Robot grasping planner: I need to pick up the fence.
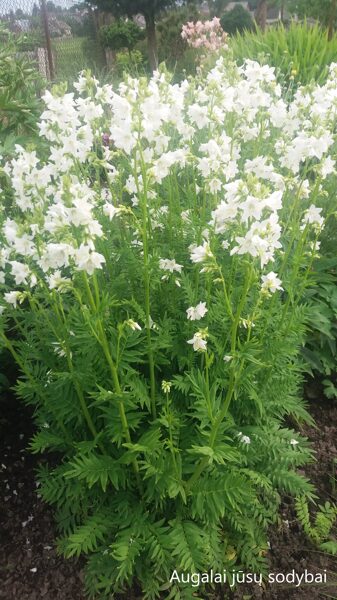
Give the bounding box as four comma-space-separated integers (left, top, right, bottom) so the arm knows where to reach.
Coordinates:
0, 0, 107, 81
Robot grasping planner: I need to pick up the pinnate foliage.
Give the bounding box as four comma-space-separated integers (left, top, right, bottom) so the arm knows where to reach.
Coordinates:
0, 55, 336, 597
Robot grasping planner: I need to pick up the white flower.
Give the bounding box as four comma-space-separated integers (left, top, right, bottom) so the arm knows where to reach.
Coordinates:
302, 205, 324, 229
231, 215, 282, 267
103, 203, 122, 220
186, 301, 208, 321
47, 271, 71, 291
74, 245, 105, 275
290, 439, 299, 446
4, 291, 21, 308
187, 331, 207, 352
261, 272, 283, 294
241, 435, 251, 444
241, 195, 264, 223
110, 123, 136, 154
209, 178, 222, 193
240, 318, 255, 329
161, 380, 172, 393
299, 179, 310, 199
10, 261, 30, 285
223, 355, 232, 362
320, 156, 335, 177
181, 210, 191, 222
210, 201, 238, 234
188, 103, 209, 128
159, 258, 183, 273
151, 150, 186, 183
39, 243, 73, 271
189, 241, 213, 264
237, 432, 251, 445
126, 319, 142, 331
52, 342, 67, 358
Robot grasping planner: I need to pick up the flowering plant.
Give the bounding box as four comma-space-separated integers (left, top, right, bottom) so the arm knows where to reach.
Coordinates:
181, 17, 228, 51
1, 57, 336, 598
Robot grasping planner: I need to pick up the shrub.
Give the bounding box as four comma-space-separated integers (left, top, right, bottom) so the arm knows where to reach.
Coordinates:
0, 26, 45, 154
181, 17, 228, 51
100, 20, 145, 52
220, 5, 255, 36
1, 57, 337, 598
115, 49, 145, 77
18, 30, 44, 52
157, 5, 200, 68
231, 21, 337, 87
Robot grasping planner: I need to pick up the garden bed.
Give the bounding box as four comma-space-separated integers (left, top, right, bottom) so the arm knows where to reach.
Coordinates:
1, 391, 336, 600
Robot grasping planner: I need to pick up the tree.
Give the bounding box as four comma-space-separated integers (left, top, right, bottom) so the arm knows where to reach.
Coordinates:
254, 0, 286, 31
156, 4, 200, 66
255, 0, 268, 30
287, 0, 337, 40
86, 0, 186, 71
100, 20, 144, 52
46, 1, 57, 12
32, 3, 40, 17
207, 0, 229, 18
220, 4, 254, 34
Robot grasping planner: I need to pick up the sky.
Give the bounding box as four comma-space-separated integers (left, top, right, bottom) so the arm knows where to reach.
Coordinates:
0, 0, 79, 15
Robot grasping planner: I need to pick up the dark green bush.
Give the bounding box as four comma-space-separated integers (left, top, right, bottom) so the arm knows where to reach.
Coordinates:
221, 5, 254, 35
100, 20, 145, 52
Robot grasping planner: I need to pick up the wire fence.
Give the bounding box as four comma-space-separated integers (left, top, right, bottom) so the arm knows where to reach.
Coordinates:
0, 0, 107, 81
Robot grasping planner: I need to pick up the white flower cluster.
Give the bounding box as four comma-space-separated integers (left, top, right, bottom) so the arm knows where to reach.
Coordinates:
0, 58, 334, 317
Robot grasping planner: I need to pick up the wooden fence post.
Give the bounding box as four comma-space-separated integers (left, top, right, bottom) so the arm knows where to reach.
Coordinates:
40, 0, 54, 80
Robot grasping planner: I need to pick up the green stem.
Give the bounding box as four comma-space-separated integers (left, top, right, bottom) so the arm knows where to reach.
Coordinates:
214, 260, 234, 321
185, 264, 253, 492
166, 391, 180, 482
135, 152, 156, 419
82, 273, 143, 491
31, 295, 103, 450
230, 264, 254, 352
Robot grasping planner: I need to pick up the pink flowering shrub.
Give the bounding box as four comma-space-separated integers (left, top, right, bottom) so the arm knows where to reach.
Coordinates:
181, 17, 228, 51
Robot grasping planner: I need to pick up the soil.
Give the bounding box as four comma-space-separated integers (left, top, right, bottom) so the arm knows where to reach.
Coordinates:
0, 394, 85, 600
230, 389, 337, 600
0, 385, 337, 600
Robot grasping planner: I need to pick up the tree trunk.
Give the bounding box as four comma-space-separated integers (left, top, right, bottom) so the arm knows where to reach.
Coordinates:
328, 0, 337, 41
280, 0, 285, 23
145, 12, 158, 72
255, 0, 268, 31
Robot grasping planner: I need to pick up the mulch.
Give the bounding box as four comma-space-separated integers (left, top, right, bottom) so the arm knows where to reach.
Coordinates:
0, 384, 336, 600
